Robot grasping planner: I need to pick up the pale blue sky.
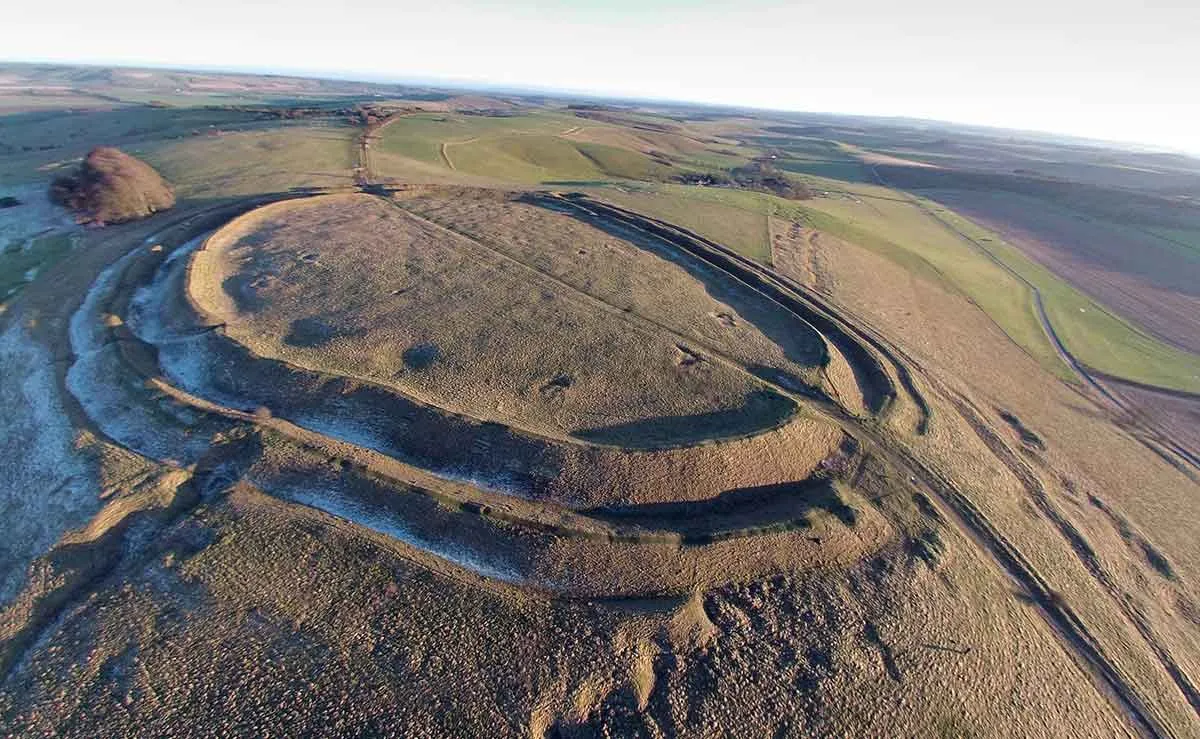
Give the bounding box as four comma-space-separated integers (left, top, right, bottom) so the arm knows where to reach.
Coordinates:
5, 0, 1198, 152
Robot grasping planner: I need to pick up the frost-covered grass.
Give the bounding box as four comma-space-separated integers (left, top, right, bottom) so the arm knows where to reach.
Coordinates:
269, 479, 520, 582
293, 413, 531, 499
127, 234, 206, 344
0, 184, 76, 245
0, 184, 79, 302
66, 245, 210, 463
132, 236, 536, 499
0, 324, 97, 603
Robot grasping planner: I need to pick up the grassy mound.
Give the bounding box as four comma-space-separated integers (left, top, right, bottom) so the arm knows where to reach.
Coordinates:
50, 147, 175, 224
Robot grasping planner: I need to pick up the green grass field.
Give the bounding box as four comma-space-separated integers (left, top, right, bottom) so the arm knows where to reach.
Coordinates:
593, 185, 775, 263
929, 203, 1200, 392
378, 112, 576, 164
139, 124, 357, 198
377, 112, 684, 185
1, 233, 74, 303
776, 159, 874, 184
446, 135, 674, 183
587, 179, 1200, 392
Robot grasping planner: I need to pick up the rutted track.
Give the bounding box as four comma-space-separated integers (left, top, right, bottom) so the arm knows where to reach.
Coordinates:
942, 383, 1200, 723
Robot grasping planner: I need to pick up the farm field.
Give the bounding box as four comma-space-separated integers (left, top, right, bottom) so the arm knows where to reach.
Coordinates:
922, 197, 1200, 392
794, 186, 1200, 391
0, 106, 272, 185
1, 63, 1199, 738
923, 189, 1200, 354
602, 176, 1200, 392
140, 124, 358, 198
375, 111, 700, 184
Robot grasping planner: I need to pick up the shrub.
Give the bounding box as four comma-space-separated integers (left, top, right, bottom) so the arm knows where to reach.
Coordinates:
49, 147, 175, 225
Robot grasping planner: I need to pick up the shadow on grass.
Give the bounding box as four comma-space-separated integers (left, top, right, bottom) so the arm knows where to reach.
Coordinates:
571, 389, 796, 449
541, 180, 620, 188
519, 192, 826, 372
580, 476, 856, 544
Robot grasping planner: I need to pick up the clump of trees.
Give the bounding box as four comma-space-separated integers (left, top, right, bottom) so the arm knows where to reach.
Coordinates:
49, 147, 175, 225
674, 160, 813, 200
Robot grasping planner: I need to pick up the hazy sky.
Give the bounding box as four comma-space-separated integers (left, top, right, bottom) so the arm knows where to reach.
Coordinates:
5, 0, 1198, 151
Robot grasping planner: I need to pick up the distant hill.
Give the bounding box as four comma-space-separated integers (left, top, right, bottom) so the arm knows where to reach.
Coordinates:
50, 147, 175, 224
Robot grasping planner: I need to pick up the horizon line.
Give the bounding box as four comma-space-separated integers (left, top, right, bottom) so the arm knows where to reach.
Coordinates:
3, 56, 1198, 159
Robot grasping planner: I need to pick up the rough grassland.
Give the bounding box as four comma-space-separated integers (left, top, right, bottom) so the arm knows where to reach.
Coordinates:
398, 190, 826, 386
594, 180, 1200, 391
8, 68, 1200, 739
591, 186, 774, 264
790, 211, 1200, 733
800, 191, 1072, 380
190, 193, 793, 442
141, 125, 357, 198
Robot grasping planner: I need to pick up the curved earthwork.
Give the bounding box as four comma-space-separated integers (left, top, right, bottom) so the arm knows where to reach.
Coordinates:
57, 184, 1189, 736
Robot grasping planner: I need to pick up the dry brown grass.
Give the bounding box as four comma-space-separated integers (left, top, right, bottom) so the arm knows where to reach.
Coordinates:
792, 217, 1200, 734
177, 192, 846, 508
3, 170, 1197, 738
0, 477, 1128, 738
191, 193, 816, 445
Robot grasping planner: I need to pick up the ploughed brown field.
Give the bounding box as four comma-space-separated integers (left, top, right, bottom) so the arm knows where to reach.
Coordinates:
926, 188, 1200, 355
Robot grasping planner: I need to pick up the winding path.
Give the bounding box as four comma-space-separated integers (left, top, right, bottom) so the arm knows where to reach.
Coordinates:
867, 164, 1200, 476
